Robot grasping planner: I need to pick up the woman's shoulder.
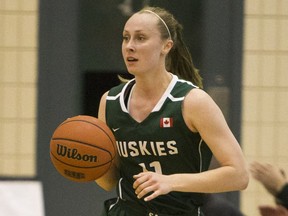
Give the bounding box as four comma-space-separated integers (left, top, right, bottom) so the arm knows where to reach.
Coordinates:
183, 88, 221, 123
185, 88, 213, 105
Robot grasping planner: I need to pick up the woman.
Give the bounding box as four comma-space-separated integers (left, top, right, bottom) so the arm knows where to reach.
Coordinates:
96, 6, 249, 216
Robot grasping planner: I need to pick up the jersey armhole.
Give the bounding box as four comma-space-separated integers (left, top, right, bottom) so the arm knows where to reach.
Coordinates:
181, 88, 199, 133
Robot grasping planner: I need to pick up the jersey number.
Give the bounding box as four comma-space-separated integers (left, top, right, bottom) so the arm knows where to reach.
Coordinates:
139, 161, 162, 174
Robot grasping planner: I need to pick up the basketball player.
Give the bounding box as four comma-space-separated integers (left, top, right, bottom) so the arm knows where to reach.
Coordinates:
96, 6, 249, 216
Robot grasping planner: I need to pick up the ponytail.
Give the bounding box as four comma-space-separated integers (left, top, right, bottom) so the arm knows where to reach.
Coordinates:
141, 7, 203, 88
166, 25, 203, 88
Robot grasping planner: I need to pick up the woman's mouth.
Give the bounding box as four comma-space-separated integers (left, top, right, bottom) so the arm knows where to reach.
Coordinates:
127, 57, 138, 62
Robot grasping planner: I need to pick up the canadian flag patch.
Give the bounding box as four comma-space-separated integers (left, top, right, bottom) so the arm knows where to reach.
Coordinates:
160, 117, 173, 128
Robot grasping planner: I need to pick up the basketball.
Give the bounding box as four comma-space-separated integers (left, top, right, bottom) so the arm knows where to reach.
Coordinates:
50, 115, 116, 182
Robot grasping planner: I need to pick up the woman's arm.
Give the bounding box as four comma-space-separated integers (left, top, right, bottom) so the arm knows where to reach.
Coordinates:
95, 92, 120, 191
174, 88, 249, 192
133, 89, 249, 201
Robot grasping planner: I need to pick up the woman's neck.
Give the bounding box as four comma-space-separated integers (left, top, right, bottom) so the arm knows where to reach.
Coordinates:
133, 71, 172, 98
128, 71, 173, 122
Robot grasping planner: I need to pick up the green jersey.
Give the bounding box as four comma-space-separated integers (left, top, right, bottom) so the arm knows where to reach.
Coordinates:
105, 74, 212, 215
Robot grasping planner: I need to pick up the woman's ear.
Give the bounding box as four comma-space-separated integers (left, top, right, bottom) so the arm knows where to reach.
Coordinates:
162, 40, 174, 55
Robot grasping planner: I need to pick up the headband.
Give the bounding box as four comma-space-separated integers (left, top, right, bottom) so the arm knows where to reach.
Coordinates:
143, 10, 172, 39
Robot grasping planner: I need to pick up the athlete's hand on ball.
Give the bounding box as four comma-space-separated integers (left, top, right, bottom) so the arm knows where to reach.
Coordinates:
133, 171, 173, 201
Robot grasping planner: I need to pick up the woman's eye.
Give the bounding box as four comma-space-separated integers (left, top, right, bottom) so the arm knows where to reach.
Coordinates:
123, 36, 129, 41
138, 36, 145, 41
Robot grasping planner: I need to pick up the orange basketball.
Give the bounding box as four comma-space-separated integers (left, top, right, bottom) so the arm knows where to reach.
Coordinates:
50, 115, 116, 182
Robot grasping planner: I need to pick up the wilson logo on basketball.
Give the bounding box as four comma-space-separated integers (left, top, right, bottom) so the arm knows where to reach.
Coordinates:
56, 144, 98, 162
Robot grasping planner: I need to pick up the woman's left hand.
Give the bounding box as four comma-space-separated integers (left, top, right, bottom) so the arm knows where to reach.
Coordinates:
133, 171, 173, 201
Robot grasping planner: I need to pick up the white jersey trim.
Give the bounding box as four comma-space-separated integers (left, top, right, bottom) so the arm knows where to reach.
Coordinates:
118, 178, 124, 200
152, 74, 178, 112
198, 139, 204, 173
177, 77, 199, 88
120, 79, 135, 113
106, 93, 121, 100
168, 94, 185, 102
108, 74, 197, 113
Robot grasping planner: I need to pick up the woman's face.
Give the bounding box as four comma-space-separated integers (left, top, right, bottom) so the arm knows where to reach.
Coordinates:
122, 13, 168, 76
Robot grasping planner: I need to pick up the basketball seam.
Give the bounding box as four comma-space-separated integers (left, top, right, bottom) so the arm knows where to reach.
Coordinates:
59, 119, 116, 153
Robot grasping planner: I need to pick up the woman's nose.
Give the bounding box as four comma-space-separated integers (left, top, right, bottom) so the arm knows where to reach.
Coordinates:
125, 40, 135, 52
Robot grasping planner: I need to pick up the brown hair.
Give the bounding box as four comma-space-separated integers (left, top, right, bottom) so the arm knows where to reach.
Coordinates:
139, 7, 203, 88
